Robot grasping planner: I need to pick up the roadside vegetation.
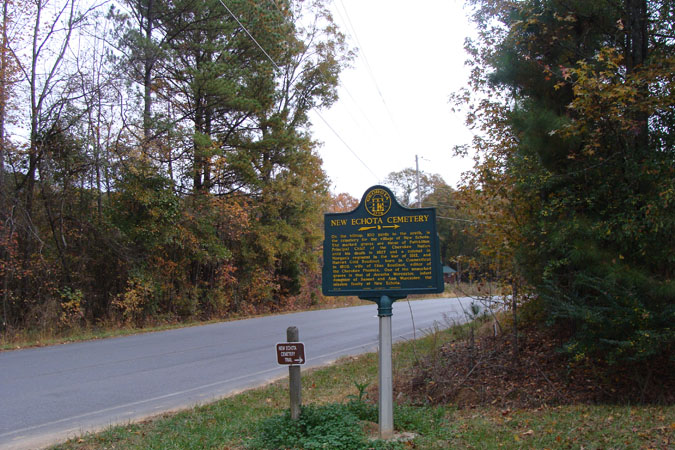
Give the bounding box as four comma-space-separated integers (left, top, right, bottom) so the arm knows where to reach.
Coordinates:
1, 0, 358, 343
50, 314, 674, 450
0, 294, 370, 351
3, 0, 674, 446
453, 0, 675, 378
0, 284, 488, 351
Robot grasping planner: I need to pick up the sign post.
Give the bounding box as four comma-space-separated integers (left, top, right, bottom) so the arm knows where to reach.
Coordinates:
322, 185, 443, 439
378, 295, 394, 438
276, 327, 306, 420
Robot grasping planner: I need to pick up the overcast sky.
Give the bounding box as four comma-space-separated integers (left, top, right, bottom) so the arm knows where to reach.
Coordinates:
308, 0, 477, 199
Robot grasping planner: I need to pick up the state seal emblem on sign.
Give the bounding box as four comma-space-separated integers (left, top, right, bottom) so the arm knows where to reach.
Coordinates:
364, 188, 391, 217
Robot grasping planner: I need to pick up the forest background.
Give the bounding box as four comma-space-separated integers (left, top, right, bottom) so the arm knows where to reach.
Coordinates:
0, 0, 673, 381
0, 0, 364, 333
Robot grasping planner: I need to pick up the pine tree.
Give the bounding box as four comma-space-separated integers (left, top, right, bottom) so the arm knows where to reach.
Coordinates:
460, 0, 675, 367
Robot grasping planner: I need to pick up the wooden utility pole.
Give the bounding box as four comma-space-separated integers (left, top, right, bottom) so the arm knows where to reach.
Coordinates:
415, 155, 421, 208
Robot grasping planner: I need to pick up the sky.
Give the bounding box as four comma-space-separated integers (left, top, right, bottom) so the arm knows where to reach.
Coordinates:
308, 0, 477, 199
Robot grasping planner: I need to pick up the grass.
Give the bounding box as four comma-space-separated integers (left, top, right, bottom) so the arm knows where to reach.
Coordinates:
49, 320, 674, 450
1, 322, 192, 351
448, 405, 674, 449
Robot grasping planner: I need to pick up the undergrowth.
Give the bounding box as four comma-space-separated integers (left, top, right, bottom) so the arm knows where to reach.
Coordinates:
247, 401, 398, 450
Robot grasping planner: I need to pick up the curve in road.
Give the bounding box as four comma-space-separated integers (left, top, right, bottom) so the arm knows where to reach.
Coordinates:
0, 297, 474, 449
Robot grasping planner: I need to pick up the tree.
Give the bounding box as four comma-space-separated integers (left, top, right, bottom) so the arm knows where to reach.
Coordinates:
422, 180, 479, 268
211, 0, 350, 306
154, 0, 285, 194
111, 0, 167, 146
383, 170, 480, 269
0, 0, 19, 193
384, 167, 445, 207
10, 0, 98, 217
0, 0, 354, 331
0, 0, 115, 330
0, 0, 21, 332
329, 192, 358, 213
457, 0, 675, 369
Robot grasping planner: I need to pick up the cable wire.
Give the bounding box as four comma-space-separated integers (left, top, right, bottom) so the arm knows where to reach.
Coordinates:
334, 0, 402, 134
315, 110, 380, 180
217, 0, 281, 72
216, 0, 380, 182
437, 215, 487, 224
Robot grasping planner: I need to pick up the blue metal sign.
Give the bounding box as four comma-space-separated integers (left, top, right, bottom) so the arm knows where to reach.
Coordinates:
322, 185, 444, 302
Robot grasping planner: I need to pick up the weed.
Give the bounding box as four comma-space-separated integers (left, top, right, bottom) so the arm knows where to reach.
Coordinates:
248, 403, 403, 450
346, 380, 370, 403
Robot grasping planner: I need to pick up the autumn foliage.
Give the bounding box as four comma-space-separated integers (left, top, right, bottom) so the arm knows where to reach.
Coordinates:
0, 0, 352, 336
455, 0, 674, 371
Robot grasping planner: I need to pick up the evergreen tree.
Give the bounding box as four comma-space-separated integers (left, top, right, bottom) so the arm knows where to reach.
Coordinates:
459, 0, 674, 366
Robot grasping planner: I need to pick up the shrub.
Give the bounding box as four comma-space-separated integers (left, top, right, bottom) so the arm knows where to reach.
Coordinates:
248, 403, 403, 450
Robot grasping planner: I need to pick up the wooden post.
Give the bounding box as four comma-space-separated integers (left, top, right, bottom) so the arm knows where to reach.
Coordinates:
287, 326, 301, 420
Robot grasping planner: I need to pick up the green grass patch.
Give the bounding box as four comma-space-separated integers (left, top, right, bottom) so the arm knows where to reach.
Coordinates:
0, 323, 188, 351
447, 405, 674, 450
49, 322, 674, 450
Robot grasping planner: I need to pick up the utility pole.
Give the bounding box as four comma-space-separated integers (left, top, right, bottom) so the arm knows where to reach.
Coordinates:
415, 155, 421, 208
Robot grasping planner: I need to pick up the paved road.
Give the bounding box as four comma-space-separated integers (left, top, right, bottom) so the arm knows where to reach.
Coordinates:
0, 297, 473, 449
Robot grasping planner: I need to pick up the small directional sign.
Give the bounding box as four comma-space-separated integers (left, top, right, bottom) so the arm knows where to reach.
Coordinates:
276, 342, 306, 365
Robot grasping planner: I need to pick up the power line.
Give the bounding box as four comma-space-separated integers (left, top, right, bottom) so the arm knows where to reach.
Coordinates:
217, 0, 281, 72
315, 110, 380, 180
334, 0, 400, 132
438, 215, 487, 225
340, 82, 381, 135
272, 0, 382, 141
216, 0, 380, 182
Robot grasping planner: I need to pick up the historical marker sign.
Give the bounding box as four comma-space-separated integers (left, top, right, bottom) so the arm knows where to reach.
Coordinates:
322, 185, 444, 298
276, 342, 306, 365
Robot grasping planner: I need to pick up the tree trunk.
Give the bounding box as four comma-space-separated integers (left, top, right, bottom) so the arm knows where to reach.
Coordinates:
0, 0, 8, 192
142, 0, 154, 145
203, 105, 212, 189
193, 99, 204, 192
624, 0, 648, 73
512, 281, 519, 364
624, 0, 649, 151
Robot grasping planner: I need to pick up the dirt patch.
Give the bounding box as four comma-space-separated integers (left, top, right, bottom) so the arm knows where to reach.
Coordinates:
393, 324, 674, 409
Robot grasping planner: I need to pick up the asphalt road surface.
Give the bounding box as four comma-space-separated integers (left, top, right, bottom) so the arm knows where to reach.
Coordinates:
0, 297, 473, 449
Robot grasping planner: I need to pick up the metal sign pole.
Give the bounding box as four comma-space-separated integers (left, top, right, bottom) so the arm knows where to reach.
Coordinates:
377, 296, 394, 439
322, 185, 445, 440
